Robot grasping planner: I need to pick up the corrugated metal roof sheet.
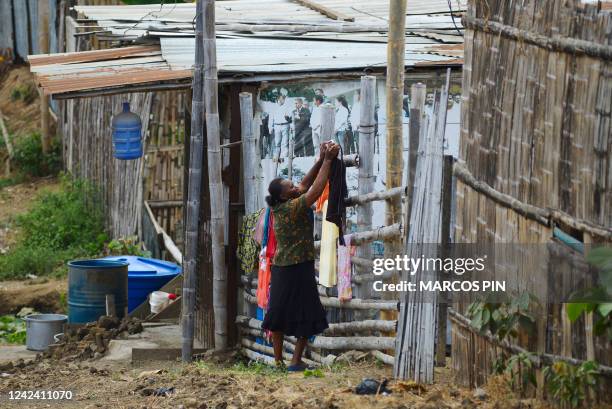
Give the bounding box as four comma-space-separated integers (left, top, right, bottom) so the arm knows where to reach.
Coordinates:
161, 37, 461, 73
29, 0, 464, 97
74, 0, 465, 41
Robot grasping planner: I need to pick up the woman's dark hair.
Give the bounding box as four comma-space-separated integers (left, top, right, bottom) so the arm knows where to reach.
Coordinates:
336, 95, 349, 110
266, 177, 285, 207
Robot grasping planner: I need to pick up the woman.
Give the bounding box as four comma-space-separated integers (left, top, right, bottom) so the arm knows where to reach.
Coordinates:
334, 96, 350, 152
262, 141, 340, 371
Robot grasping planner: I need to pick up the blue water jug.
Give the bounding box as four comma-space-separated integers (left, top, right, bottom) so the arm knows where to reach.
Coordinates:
112, 102, 142, 160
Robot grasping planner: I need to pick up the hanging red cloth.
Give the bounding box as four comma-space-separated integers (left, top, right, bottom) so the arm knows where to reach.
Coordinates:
315, 182, 329, 213
256, 210, 276, 309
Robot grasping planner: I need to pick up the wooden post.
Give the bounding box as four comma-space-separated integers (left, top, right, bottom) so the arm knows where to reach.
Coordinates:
239, 92, 261, 214
407, 83, 426, 223
436, 155, 453, 367
319, 103, 335, 142
105, 294, 116, 317
203, 0, 228, 351
181, 0, 205, 363
38, 0, 51, 154
354, 76, 376, 303
383, 0, 407, 326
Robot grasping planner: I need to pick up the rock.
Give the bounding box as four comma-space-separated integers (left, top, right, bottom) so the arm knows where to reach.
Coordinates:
472, 388, 487, 401
97, 316, 120, 330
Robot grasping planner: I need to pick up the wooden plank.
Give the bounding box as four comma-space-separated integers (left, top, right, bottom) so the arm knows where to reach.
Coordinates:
293, 0, 355, 22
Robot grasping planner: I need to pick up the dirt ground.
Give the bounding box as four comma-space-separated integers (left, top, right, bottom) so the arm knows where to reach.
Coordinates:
0, 278, 66, 316
0, 352, 560, 409
0, 65, 41, 140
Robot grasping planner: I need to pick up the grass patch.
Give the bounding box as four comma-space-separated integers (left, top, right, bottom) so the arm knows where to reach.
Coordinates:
0, 176, 108, 280
11, 132, 62, 178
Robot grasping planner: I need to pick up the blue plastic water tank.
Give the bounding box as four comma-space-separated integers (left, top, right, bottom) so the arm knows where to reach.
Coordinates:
68, 259, 129, 324
103, 256, 181, 313
112, 102, 142, 160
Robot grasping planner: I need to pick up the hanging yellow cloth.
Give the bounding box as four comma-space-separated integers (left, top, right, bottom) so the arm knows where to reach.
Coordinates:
319, 200, 338, 287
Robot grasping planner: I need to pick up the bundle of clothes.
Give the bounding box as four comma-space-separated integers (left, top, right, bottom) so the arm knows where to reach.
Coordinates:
236, 156, 355, 313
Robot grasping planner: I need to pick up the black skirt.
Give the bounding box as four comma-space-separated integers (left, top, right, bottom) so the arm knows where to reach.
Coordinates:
261, 260, 329, 338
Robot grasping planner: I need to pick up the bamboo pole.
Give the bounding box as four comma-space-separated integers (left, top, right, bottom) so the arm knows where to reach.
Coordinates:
243, 290, 397, 311
239, 327, 335, 365
407, 83, 426, 223
354, 75, 376, 304
181, 0, 205, 363
435, 155, 453, 367
203, 0, 228, 351
346, 186, 405, 206
0, 111, 13, 174
236, 315, 396, 335
314, 223, 401, 249
319, 103, 335, 143
395, 74, 449, 383
239, 92, 261, 214
241, 338, 318, 367
383, 0, 407, 327
236, 316, 395, 350
39, 0, 51, 154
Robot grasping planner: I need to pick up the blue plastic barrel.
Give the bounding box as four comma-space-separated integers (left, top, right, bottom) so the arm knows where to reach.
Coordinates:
67, 259, 129, 324
103, 256, 181, 312
112, 102, 142, 160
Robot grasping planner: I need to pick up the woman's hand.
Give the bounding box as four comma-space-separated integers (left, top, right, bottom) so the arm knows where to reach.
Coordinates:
325, 142, 340, 160
318, 142, 329, 162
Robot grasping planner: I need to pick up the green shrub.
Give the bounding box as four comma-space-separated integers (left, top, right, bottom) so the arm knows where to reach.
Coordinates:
12, 133, 62, 177
10, 83, 37, 104
16, 178, 107, 252
104, 236, 151, 257
0, 246, 60, 280
0, 177, 107, 279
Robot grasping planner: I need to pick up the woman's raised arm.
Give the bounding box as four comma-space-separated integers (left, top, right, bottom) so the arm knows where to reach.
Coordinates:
303, 143, 340, 207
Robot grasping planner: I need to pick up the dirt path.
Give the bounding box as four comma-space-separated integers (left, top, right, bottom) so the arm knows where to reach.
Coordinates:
0, 278, 66, 315
0, 354, 553, 409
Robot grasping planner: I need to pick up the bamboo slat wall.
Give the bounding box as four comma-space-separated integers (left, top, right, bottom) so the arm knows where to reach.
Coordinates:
66, 92, 152, 238
460, 0, 611, 229
63, 89, 186, 242
144, 90, 187, 243
454, 0, 612, 391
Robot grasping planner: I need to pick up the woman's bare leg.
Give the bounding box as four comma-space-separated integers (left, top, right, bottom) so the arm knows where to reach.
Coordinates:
291, 337, 308, 366
272, 331, 284, 363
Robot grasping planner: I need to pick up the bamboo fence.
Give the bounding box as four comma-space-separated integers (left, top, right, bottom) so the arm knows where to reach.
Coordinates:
454, 0, 612, 395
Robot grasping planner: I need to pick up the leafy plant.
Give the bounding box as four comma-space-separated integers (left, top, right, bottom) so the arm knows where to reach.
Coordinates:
104, 236, 151, 257
543, 361, 599, 408
566, 246, 612, 340
304, 368, 324, 378
0, 315, 26, 345
10, 83, 37, 104
466, 292, 537, 341
505, 352, 537, 395
0, 177, 107, 279
12, 133, 62, 178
